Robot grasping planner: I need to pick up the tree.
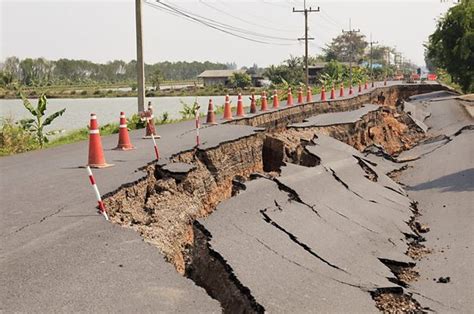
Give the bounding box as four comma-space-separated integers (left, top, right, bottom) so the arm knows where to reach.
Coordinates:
425, 0, 473, 92
230, 72, 252, 88
324, 33, 368, 63
264, 56, 304, 85
319, 60, 347, 86
20, 94, 66, 147
150, 69, 164, 90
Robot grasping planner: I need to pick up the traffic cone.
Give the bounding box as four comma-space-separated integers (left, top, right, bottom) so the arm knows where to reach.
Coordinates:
223, 94, 233, 120
273, 90, 279, 109
88, 113, 112, 168
330, 85, 336, 99
261, 91, 268, 111
115, 112, 134, 150
236, 93, 245, 117
250, 93, 257, 114
339, 83, 344, 97
364, 81, 368, 90
349, 85, 354, 95
358, 83, 362, 93
297, 87, 304, 104
321, 86, 326, 101
205, 98, 217, 125
287, 87, 293, 106
371, 81, 375, 88
306, 86, 313, 102
142, 102, 160, 139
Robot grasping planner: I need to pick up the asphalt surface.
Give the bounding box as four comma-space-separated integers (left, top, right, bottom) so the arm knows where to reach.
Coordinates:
290, 104, 380, 128
0, 81, 454, 312
398, 95, 473, 313
198, 134, 415, 312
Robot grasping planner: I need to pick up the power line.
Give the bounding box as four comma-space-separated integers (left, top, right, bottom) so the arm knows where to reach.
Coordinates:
145, 1, 298, 46
198, 1, 299, 33
155, 1, 297, 42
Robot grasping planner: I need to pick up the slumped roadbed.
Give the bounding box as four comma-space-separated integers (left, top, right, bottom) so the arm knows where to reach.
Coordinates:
1, 82, 472, 313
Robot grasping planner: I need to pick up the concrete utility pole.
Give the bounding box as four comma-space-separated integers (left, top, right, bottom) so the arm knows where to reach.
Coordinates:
293, 0, 319, 87
342, 19, 360, 86
135, 0, 145, 112
369, 33, 378, 82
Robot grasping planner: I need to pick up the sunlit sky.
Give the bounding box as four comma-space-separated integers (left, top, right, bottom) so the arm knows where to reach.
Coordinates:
0, 0, 456, 67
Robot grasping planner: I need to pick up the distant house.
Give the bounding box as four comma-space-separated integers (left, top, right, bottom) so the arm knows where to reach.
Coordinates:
197, 69, 246, 87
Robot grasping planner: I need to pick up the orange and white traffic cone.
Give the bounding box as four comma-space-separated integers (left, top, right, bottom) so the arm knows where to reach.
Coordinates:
349, 85, 354, 95
297, 87, 304, 104
115, 112, 134, 150
250, 93, 257, 114
339, 83, 344, 97
223, 94, 233, 120
261, 91, 268, 111
306, 86, 313, 102
88, 113, 113, 168
371, 81, 375, 88
321, 86, 326, 101
287, 87, 293, 106
205, 98, 217, 125
364, 81, 368, 90
358, 83, 362, 93
330, 85, 336, 99
142, 102, 160, 139
236, 93, 245, 117
273, 90, 279, 109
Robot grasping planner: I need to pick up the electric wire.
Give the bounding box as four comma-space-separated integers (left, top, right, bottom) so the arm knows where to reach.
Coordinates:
198, 1, 300, 33
155, 0, 298, 42
145, 1, 299, 45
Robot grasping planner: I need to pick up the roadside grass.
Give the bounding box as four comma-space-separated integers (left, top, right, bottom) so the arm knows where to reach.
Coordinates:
436, 70, 463, 94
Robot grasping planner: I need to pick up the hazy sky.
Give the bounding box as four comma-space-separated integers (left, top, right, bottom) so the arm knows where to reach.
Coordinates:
0, 0, 456, 67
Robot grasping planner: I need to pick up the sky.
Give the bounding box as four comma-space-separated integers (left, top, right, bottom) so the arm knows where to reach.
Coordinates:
0, 0, 457, 68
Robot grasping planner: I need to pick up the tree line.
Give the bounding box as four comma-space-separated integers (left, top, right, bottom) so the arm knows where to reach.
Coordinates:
0, 57, 230, 88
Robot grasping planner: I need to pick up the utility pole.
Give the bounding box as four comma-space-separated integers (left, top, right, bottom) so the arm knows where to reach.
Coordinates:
342, 19, 360, 86
135, 0, 145, 112
293, 1, 319, 87
386, 48, 391, 79
369, 33, 378, 82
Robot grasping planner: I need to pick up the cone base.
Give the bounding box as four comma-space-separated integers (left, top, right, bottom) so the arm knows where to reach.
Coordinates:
236, 114, 246, 118
114, 145, 135, 151
143, 135, 161, 139
204, 122, 218, 125
87, 163, 114, 169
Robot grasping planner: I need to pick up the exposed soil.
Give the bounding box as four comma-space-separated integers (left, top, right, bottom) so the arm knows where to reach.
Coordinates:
371, 289, 426, 314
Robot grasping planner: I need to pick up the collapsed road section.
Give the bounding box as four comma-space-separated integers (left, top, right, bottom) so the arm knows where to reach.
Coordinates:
102, 83, 454, 312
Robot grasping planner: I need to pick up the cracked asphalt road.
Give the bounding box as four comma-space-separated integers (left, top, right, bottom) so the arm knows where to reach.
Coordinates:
1, 82, 467, 313
197, 133, 416, 312
398, 95, 474, 313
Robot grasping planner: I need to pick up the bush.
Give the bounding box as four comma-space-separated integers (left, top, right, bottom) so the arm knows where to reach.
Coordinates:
80, 90, 87, 95
0, 117, 38, 155
128, 113, 146, 129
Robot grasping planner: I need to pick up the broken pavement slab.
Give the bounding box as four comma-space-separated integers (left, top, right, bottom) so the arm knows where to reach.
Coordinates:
398, 96, 474, 313
195, 133, 419, 312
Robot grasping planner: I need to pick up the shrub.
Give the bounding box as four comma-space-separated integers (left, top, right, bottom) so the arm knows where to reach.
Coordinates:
0, 117, 38, 155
